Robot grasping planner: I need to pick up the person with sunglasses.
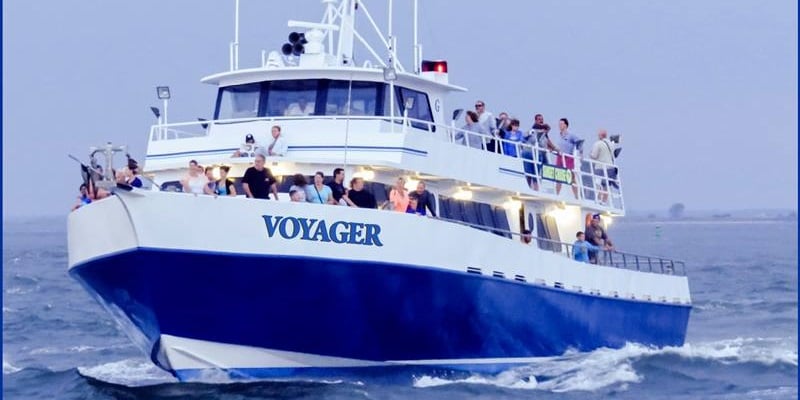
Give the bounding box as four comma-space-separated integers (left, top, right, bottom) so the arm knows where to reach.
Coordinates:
474, 101, 498, 152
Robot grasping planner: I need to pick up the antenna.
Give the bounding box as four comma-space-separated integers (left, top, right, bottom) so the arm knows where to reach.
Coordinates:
230, 0, 240, 71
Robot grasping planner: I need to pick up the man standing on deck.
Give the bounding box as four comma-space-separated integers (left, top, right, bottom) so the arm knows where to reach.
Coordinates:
589, 129, 618, 205
586, 214, 614, 264
242, 154, 279, 200
327, 168, 347, 205
553, 118, 582, 199
474, 100, 498, 152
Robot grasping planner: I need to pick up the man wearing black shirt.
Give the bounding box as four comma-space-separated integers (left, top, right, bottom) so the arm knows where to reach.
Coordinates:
413, 181, 437, 217
343, 177, 377, 208
242, 154, 278, 200
327, 167, 347, 204
586, 214, 614, 264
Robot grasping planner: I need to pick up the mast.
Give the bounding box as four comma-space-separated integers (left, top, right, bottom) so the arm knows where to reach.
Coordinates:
336, 0, 356, 66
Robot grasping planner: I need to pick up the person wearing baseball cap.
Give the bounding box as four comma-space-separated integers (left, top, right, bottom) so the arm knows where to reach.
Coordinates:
232, 133, 258, 157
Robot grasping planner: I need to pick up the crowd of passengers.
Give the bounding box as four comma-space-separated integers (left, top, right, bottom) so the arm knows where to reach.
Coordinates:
179, 150, 616, 265
180, 154, 437, 216
457, 100, 620, 204
71, 116, 619, 264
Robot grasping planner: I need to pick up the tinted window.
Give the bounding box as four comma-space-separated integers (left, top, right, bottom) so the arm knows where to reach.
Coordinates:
325, 81, 380, 116
266, 80, 319, 117
397, 87, 435, 131
216, 83, 261, 119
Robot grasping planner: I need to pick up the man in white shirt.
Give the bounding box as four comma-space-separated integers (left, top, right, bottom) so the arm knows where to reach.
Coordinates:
256, 125, 288, 157
589, 129, 618, 204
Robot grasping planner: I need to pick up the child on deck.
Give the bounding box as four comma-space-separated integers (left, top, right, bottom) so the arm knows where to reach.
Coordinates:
405, 194, 425, 216
573, 231, 601, 263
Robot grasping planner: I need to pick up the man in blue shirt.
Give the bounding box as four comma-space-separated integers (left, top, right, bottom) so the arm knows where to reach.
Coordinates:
553, 118, 582, 199
573, 231, 601, 263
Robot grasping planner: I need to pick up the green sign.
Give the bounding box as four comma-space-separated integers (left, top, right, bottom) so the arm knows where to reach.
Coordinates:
541, 165, 572, 184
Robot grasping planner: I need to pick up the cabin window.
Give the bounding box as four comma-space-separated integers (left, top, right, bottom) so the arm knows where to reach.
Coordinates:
397, 87, 435, 131
216, 83, 261, 119
439, 197, 509, 238
325, 81, 381, 116
265, 79, 320, 117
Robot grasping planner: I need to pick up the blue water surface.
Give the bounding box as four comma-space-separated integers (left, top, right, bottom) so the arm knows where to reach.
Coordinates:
3, 217, 797, 399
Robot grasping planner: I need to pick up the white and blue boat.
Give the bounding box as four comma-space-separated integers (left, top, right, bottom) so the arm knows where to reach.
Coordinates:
67, 0, 691, 382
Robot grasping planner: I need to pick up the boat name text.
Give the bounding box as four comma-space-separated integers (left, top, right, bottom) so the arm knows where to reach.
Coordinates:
262, 215, 383, 247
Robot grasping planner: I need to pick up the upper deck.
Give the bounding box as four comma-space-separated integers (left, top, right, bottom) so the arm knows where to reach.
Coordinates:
140, 0, 625, 221
143, 112, 625, 215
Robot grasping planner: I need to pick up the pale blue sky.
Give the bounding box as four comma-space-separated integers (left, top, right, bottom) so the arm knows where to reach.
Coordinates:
3, 0, 797, 217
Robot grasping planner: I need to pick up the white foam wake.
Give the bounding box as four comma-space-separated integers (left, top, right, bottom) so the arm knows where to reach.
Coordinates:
657, 337, 797, 366
77, 358, 176, 386
413, 337, 797, 393
3, 358, 21, 375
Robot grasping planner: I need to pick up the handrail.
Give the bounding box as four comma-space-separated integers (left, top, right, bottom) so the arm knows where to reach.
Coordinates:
146, 115, 624, 209
431, 214, 685, 276
120, 178, 681, 277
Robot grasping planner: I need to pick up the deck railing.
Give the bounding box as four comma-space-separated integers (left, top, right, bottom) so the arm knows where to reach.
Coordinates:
434, 215, 686, 276
147, 115, 623, 209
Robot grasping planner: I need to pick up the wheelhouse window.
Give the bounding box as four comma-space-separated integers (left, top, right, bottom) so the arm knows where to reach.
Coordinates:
325, 81, 381, 116
265, 79, 319, 117
397, 87, 434, 131
216, 83, 261, 119
212, 79, 434, 127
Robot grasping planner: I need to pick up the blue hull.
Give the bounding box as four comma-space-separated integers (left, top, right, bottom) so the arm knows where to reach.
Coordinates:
70, 248, 690, 378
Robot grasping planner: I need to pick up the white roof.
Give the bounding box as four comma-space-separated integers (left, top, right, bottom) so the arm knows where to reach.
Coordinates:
200, 67, 467, 93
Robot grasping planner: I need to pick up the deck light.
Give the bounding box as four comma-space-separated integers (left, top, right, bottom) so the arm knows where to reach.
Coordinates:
155, 86, 171, 129
156, 86, 171, 100
383, 67, 397, 81
353, 169, 375, 181
405, 178, 418, 191
503, 199, 522, 210
149, 106, 161, 119
453, 188, 473, 201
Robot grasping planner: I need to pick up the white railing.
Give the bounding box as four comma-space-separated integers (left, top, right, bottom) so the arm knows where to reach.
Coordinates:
147, 115, 623, 210
441, 121, 624, 209
148, 115, 414, 141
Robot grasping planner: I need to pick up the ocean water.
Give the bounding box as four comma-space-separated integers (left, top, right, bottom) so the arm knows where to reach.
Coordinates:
3, 216, 797, 399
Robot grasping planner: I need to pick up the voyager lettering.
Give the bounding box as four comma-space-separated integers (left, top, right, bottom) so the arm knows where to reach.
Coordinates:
262, 215, 384, 247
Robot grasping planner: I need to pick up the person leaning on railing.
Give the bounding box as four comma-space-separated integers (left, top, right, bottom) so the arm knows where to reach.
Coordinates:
412, 181, 437, 217
501, 118, 524, 157
214, 166, 237, 196
342, 177, 377, 209
586, 214, 614, 264
573, 231, 602, 263
522, 114, 557, 191
455, 111, 487, 149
